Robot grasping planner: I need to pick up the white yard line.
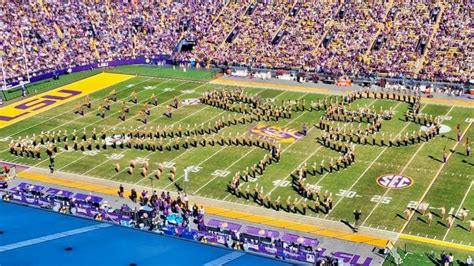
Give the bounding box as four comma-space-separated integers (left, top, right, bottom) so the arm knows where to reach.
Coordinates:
220, 96, 311, 200
115, 87, 275, 183
0, 77, 156, 143
77, 81, 214, 174
324, 101, 413, 218
83, 105, 211, 176
130, 109, 229, 184
306, 99, 379, 188
5, 78, 173, 161
398, 121, 472, 234
163, 146, 227, 190
193, 148, 257, 194
267, 145, 325, 195
361, 106, 454, 225
442, 181, 473, 241
25, 80, 194, 169
165, 90, 294, 191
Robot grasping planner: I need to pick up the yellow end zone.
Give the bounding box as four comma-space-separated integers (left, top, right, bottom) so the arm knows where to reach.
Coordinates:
0, 73, 134, 129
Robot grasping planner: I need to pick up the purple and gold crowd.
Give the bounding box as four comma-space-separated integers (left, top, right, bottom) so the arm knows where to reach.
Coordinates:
1, 0, 472, 83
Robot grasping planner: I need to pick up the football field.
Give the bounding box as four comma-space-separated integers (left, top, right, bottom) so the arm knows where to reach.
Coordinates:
0, 66, 472, 258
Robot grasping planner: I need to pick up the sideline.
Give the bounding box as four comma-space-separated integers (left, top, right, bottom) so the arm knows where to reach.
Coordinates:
399, 234, 474, 252
211, 78, 474, 108
16, 170, 389, 248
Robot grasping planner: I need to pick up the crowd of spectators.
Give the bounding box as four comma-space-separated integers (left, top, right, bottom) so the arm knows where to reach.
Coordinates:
419, 2, 473, 83
1, 0, 472, 84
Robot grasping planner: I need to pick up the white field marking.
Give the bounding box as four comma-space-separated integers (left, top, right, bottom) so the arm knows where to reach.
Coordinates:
162, 147, 227, 190
324, 101, 414, 218
267, 145, 325, 196
56, 80, 191, 170
166, 90, 296, 191
132, 110, 228, 184
361, 106, 454, 225
305, 98, 380, 189
442, 181, 473, 241
221, 96, 312, 200
123, 73, 208, 84
314, 100, 402, 191
0, 77, 156, 145
193, 147, 257, 194
0, 223, 111, 253
27, 80, 194, 169
7, 78, 176, 164
399, 121, 472, 234
116, 87, 274, 183
203, 252, 246, 266
84, 105, 211, 176
284, 150, 451, 175
82, 95, 214, 176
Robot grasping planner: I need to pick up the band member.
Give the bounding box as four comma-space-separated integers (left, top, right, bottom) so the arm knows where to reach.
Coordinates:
97, 105, 105, 118
164, 106, 173, 118
75, 101, 85, 116
150, 93, 158, 106
442, 146, 448, 163
109, 89, 117, 102
130, 90, 138, 104
465, 138, 471, 157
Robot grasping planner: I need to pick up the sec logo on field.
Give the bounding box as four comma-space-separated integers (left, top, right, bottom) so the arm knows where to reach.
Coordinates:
376, 174, 413, 189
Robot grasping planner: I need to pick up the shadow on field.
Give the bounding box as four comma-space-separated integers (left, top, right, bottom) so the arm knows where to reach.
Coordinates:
462, 159, 474, 167
436, 221, 448, 228
425, 253, 441, 265
428, 155, 443, 163
396, 214, 407, 220
456, 224, 469, 232
416, 217, 428, 224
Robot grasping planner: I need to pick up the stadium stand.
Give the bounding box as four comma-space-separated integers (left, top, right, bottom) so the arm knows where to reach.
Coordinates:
1, 0, 472, 84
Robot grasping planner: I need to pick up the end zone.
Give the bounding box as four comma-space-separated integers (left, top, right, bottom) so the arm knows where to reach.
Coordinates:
0, 73, 134, 129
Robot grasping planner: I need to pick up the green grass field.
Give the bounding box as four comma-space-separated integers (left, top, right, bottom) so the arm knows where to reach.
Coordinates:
1, 65, 472, 261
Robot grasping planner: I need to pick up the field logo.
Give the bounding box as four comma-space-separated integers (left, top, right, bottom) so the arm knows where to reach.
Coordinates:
250, 124, 303, 143
421, 124, 451, 134
181, 98, 201, 106
105, 134, 130, 146
0, 73, 133, 129
376, 174, 413, 189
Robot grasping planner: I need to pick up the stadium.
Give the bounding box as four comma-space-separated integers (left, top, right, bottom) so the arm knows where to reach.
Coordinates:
0, 1, 473, 265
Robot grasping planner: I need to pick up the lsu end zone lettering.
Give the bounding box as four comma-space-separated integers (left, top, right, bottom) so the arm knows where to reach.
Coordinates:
0, 73, 133, 129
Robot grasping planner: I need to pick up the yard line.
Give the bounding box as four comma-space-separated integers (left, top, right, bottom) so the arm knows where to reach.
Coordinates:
306, 99, 379, 188
76, 81, 214, 174
23, 80, 194, 169
83, 105, 212, 176
163, 146, 227, 190
112, 87, 273, 183
2, 77, 166, 158
267, 145, 325, 195
220, 95, 312, 200
166, 90, 294, 191
442, 181, 473, 240
324, 101, 412, 218
0, 77, 155, 142
361, 106, 455, 225
399, 121, 472, 234
193, 147, 257, 194
131, 110, 229, 184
